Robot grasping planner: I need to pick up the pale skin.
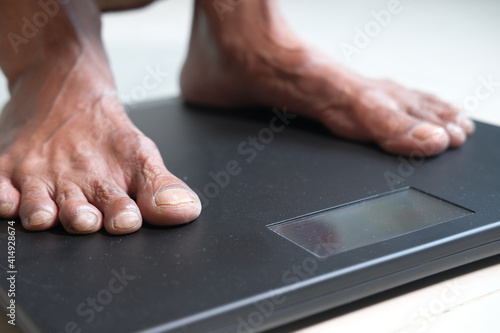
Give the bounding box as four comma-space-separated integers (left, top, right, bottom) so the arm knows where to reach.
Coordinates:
0, 0, 475, 235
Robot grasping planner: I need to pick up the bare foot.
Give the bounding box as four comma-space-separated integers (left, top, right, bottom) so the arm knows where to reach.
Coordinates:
181, 0, 475, 156
0, 1, 200, 234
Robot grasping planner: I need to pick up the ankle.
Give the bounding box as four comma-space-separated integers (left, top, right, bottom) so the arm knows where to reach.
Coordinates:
194, 0, 296, 50
0, 1, 104, 86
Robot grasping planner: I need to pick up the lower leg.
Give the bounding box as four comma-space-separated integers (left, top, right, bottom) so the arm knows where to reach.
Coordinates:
181, 0, 474, 156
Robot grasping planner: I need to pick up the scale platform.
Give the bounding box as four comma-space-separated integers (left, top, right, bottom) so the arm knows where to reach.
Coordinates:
1, 98, 500, 332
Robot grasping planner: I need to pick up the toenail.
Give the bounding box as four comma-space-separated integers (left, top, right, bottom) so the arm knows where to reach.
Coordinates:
446, 122, 465, 139
28, 210, 54, 226
74, 212, 98, 231
411, 124, 446, 141
457, 114, 475, 134
155, 187, 196, 207
0, 202, 13, 216
113, 211, 141, 230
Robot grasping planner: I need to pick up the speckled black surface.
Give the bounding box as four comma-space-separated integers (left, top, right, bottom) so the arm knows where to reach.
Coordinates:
1, 98, 499, 333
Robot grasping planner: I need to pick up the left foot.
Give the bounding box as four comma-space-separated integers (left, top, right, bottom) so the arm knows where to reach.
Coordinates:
0, 0, 201, 234
181, 0, 474, 156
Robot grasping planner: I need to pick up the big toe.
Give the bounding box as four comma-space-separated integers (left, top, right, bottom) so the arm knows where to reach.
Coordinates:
149, 185, 201, 224
134, 153, 201, 226
381, 122, 450, 156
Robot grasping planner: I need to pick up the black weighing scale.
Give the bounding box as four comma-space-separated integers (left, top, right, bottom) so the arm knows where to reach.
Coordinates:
1, 98, 500, 333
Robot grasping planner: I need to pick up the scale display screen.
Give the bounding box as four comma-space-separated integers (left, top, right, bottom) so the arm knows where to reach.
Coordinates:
268, 188, 474, 258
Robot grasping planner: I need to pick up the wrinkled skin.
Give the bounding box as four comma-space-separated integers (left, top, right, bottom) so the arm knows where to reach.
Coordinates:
0, 0, 474, 234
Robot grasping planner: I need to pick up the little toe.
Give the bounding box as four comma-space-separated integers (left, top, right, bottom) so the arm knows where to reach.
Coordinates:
456, 112, 475, 135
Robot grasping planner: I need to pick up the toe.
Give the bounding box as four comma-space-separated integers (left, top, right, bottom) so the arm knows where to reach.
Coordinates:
0, 176, 20, 219
406, 103, 465, 149
56, 184, 102, 234
421, 94, 475, 135
19, 181, 58, 231
445, 122, 466, 148
88, 182, 142, 235
134, 153, 201, 226
382, 122, 450, 156
455, 112, 475, 135
404, 94, 470, 149
355, 90, 450, 156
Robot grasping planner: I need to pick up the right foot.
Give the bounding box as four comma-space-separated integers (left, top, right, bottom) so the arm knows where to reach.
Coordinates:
0, 1, 201, 234
181, 0, 475, 156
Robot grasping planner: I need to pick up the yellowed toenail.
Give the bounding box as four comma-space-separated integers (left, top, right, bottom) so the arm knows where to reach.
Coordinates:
113, 211, 141, 229
75, 212, 98, 231
411, 124, 446, 141
0, 202, 13, 216
155, 188, 196, 206
28, 210, 54, 226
